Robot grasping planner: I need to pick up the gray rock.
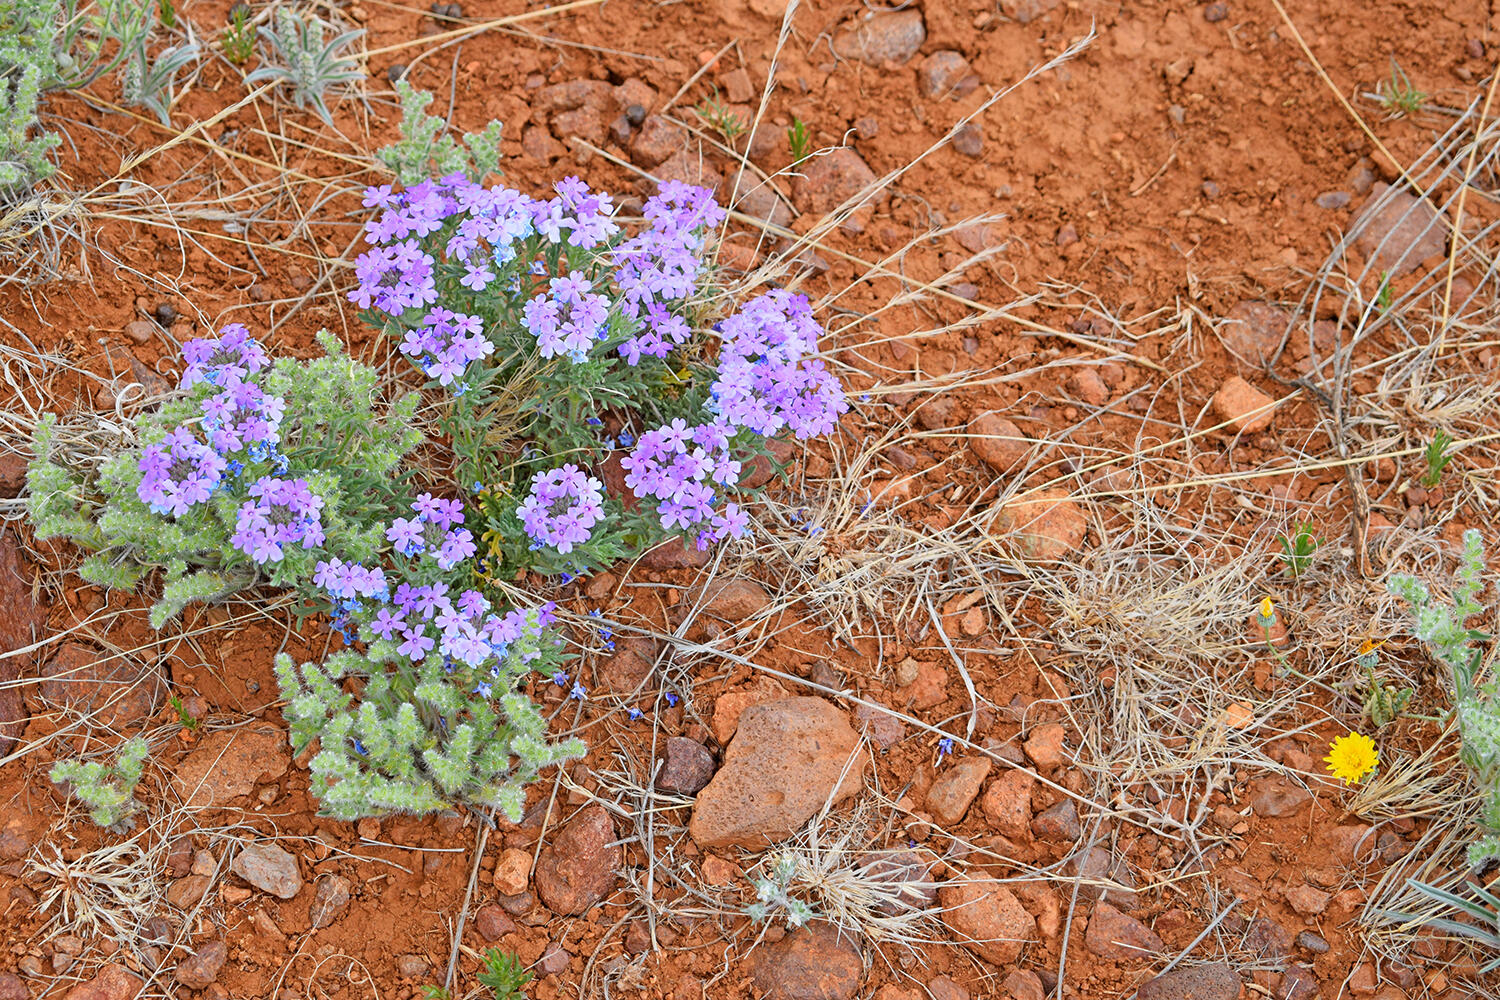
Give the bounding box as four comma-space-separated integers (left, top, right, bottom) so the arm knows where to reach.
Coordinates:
231, 843, 302, 900
174, 940, 227, 990
1137, 962, 1239, 1000
309, 875, 351, 929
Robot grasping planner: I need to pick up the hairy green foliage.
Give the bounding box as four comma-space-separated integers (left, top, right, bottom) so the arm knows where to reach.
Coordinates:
376, 77, 503, 185
0, 0, 62, 191
273, 606, 584, 821
246, 5, 362, 125
747, 852, 815, 928
1390, 529, 1496, 867
50, 736, 149, 827
26, 332, 419, 626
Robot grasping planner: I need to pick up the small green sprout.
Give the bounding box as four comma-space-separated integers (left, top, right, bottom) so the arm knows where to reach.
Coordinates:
786, 117, 811, 165
420, 988, 451, 1000
169, 694, 200, 730
1378, 58, 1426, 116
1276, 520, 1322, 579
1420, 428, 1454, 489
49, 736, 150, 828
475, 949, 532, 1000
695, 89, 746, 144
222, 3, 256, 65
158, 0, 175, 30
1375, 271, 1393, 313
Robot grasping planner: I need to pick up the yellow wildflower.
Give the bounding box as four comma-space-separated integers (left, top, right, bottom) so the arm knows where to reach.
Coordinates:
1324, 731, 1379, 786
1257, 596, 1276, 626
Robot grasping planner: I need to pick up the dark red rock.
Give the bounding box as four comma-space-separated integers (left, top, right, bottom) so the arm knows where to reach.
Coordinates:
748, 923, 862, 1000
174, 940, 227, 989
534, 804, 619, 915
656, 737, 716, 795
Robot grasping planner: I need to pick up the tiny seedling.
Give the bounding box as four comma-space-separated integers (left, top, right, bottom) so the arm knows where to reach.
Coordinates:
786, 117, 811, 165
246, 6, 365, 125
1375, 271, 1393, 313
747, 851, 815, 927
1361, 665, 1412, 730
420, 988, 451, 1000
1421, 428, 1454, 489
49, 736, 150, 828
1276, 520, 1321, 579
475, 949, 532, 1000
157, 0, 175, 29
169, 694, 200, 730
222, 3, 255, 65
1378, 58, 1426, 116
695, 89, 746, 144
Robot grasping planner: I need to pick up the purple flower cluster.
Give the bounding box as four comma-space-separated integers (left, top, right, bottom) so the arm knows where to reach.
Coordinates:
349, 240, 439, 315
400, 308, 494, 386
534, 176, 618, 249
518, 465, 606, 554
711, 289, 847, 439
137, 427, 227, 517
136, 327, 297, 521
621, 418, 749, 548
613, 181, 725, 366
384, 493, 477, 570
313, 557, 390, 602
522, 275, 611, 361
231, 477, 326, 564
200, 381, 285, 453
180, 324, 268, 389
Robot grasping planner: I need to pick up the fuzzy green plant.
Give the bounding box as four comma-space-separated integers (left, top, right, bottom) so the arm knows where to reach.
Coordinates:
376, 77, 502, 186
27, 330, 420, 627
0, 0, 62, 192
274, 603, 583, 821
245, 5, 363, 125
1389, 529, 1498, 866
747, 852, 815, 927
49, 736, 149, 827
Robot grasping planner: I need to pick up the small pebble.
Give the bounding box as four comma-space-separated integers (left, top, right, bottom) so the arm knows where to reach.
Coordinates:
1468, 39, 1485, 59
625, 103, 646, 126
952, 123, 983, 157
1204, 1, 1228, 21
386, 64, 407, 84
1315, 190, 1350, 210
1201, 180, 1221, 199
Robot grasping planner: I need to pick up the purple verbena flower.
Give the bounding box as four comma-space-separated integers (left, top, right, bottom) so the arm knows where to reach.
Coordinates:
517, 465, 606, 554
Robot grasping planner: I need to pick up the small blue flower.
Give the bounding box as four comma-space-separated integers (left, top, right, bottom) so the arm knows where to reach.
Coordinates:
618, 432, 634, 447
352, 738, 367, 755
552, 670, 570, 687
859, 393, 871, 402
937, 736, 954, 756
569, 681, 587, 701
627, 707, 643, 721
664, 691, 679, 707
474, 681, 493, 698
560, 572, 574, 585
473, 480, 485, 493
603, 640, 615, 652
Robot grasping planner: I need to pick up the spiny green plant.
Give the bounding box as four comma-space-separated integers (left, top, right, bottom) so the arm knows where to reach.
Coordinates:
1421, 428, 1454, 489
376, 77, 502, 186
49, 736, 149, 828
245, 5, 363, 125
1375, 271, 1394, 313
1378, 58, 1426, 116
1389, 529, 1497, 866
221, 2, 254, 66
475, 949, 532, 1000
1276, 520, 1322, 579
695, 89, 746, 144
118, 34, 198, 124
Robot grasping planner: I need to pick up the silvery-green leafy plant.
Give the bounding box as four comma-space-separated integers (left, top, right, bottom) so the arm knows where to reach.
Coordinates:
377, 77, 502, 187
0, 0, 61, 192
1389, 529, 1498, 867
28, 328, 420, 628
747, 852, 815, 928
246, 5, 363, 125
118, 34, 199, 124
50, 736, 149, 828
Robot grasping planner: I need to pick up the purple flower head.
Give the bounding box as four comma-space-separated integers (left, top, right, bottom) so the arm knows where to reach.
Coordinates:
534, 177, 619, 249
523, 274, 611, 361
399, 308, 493, 386
349, 240, 439, 317
137, 427, 227, 516
180, 324, 269, 389
518, 465, 606, 554
230, 476, 325, 564
200, 381, 285, 454
711, 289, 848, 439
